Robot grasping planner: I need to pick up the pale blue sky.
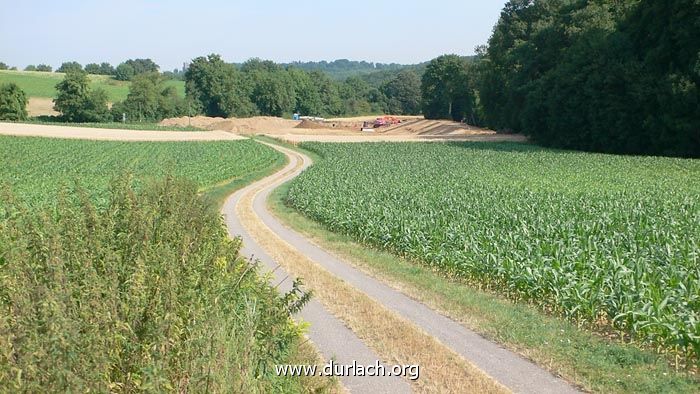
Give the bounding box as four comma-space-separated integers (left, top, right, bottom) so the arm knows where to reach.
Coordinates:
0, 1, 507, 70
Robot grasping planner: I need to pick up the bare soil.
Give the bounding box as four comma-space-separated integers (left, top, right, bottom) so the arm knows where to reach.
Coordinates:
160, 115, 527, 143
27, 98, 59, 117
160, 116, 301, 133
0, 122, 244, 141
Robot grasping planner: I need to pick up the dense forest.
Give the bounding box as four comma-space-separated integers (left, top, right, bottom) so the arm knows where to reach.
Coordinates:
475, 0, 699, 157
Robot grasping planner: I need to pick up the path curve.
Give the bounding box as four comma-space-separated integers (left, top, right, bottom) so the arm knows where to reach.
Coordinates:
223, 141, 580, 394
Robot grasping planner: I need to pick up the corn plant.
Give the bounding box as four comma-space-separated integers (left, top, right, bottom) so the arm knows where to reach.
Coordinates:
287, 141, 700, 365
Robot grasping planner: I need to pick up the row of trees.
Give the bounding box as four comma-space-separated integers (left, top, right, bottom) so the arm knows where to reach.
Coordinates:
6, 59, 163, 79
184, 54, 422, 119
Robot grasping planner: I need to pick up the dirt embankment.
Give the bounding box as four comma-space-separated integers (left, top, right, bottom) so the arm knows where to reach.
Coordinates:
160, 116, 301, 133
160, 115, 527, 143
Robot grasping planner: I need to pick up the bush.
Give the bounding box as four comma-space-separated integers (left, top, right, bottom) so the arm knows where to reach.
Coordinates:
0, 175, 309, 391
0, 83, 28, 121
35, 64, 52, 72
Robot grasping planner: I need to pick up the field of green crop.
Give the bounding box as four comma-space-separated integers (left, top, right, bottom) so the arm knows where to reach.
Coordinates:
287, 141, 700, 362
0, 135, 279, 207
0, 70, 185, 102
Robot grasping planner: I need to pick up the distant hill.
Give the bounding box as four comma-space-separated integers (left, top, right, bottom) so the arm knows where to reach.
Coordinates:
283, 59, 421, 81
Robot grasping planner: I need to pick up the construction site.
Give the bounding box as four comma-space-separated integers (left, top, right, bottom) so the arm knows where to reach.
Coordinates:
159, 115, 527, 143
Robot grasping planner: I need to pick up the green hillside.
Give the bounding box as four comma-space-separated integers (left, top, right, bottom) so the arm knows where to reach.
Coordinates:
0, 70, 185, 102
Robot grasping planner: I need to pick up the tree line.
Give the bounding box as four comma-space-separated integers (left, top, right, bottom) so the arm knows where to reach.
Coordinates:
464, 0, 698, 157
184, 54, 421, 119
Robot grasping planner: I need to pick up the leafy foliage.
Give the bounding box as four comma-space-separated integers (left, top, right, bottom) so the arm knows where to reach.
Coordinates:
53, 70, 110, 122
186, 53, 422, 118
287, 142, 700, 364
84, 62, 115, 76
0, 175, 307, 391
185, 54, 256, 118
422, 55, 475, 121
115, 58, 160, 81
0, 82, 28, 121
110, 72, 187, 122
477, 0, 699, 157
56, 61, 82, 73
381, 70, 422, 115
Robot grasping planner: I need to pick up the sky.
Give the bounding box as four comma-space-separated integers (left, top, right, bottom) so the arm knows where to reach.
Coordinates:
0, 0, 508, 71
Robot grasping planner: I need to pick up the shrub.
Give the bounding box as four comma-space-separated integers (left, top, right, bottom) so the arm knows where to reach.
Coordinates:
0, 175, 309, 391
0, 83, 28, 121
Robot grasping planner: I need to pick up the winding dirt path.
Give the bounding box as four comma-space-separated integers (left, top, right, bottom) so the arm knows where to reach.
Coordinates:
222, 141, 579, 393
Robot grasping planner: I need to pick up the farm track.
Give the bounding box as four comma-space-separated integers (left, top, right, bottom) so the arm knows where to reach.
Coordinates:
0, 122, 244, 141
222, 141, 580, 393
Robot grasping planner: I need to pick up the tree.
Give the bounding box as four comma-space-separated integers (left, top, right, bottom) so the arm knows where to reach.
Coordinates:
0, 62, 8, 70
242, 60, 295, 117
475, 0, 698, 156
114, 63, 135, 81
57, 61, 82, 73
53, 70, 110, 122
185, 54, 256, 117
84, 63, 100, 74
24, 65, 37, 72
99, 62, 115, 75
310, 71, 343, 116
0, 83, 28, 121
421, 55, 474, 121
381, 70, 421, 115
111, 72, 186, 122
115, 59, 159, 81
287, 67, 324, 116
36, 64, 52, 72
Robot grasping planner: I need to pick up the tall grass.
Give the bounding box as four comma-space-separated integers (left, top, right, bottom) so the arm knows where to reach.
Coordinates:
0, 175, 309, 391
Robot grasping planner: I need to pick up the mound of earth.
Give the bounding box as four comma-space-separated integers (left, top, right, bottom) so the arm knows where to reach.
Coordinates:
295, 120, 329, 129
160, 116, 301, 133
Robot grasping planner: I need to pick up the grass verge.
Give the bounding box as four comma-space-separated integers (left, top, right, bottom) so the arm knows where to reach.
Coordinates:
266, 139, 700, 394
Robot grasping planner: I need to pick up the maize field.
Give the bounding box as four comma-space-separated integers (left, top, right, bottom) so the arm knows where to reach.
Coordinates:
287, 141, 700, 362
0, 135, 280, 206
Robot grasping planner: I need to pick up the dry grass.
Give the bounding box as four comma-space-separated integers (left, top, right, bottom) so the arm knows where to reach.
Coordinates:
235, 148, 509, 393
